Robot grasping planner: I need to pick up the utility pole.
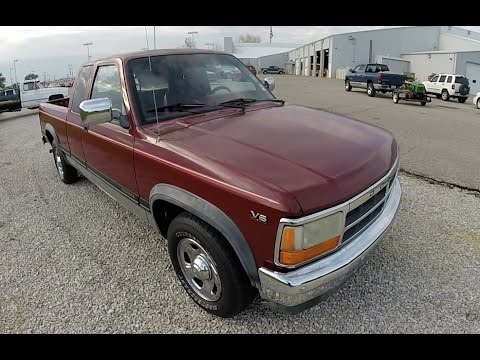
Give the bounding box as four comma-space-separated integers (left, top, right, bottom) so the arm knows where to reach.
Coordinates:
188, 31, 198, 48
153, 26, 156, 50
83, 42, 93, 61
13, 59, 19, 88
9, 68, 14, 87
144, 26, 150, 50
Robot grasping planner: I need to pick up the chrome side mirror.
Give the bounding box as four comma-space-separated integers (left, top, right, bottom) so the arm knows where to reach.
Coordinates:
264, 76, 275, 91
79, 98, 113, 129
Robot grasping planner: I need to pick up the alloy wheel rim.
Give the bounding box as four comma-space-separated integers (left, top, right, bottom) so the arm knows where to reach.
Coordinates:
55, 149, 64, 178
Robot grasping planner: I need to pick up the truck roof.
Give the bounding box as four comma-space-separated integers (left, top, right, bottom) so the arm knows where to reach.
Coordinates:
85, 48, 226, 65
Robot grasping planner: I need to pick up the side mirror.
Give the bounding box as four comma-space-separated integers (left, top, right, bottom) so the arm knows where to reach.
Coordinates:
349, 69, 355, 73
79, 98, 113, 129
264, 76, 275, 91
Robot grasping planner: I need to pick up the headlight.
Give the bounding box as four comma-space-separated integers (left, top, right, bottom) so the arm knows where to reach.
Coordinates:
279, 212, 344, 266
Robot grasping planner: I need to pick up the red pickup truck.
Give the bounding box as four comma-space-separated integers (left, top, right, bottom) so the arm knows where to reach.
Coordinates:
39, 49, 402, 318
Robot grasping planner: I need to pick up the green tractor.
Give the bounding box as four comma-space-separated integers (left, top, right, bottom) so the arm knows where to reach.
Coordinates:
393, 73, 431, 106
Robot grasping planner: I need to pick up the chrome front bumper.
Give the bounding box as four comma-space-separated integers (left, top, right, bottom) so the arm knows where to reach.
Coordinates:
258, 178, 402, 312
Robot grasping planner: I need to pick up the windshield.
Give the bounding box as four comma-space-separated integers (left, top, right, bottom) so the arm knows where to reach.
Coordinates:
127, 53, 275, 124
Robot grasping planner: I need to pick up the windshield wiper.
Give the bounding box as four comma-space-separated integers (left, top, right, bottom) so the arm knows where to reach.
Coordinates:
218, 98, 285, 109
147, 103, 206, 113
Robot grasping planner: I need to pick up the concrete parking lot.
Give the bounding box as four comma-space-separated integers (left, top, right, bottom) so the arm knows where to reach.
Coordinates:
270, 75, 480, 191
1, 77, 479, 333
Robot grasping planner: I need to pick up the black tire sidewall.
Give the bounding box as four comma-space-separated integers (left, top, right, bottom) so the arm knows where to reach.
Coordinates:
345, 80, 351, 91
52, 146, 66, 182
52, 143, 78, 184
367, 83, 376, 97
167, 214, 253, 317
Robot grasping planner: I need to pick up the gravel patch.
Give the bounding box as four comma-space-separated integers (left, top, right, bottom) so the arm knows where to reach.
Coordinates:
1, 115, 479, 333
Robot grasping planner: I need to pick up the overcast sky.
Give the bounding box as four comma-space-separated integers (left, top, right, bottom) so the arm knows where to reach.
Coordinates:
1, 26, 479, 84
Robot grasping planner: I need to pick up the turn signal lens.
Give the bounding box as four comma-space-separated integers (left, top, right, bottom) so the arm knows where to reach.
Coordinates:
278, 212, 344, 266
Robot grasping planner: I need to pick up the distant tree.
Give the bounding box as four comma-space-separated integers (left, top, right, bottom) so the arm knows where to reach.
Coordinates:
239, 34, 261, 43
25, 73, 39, 80
184, 37, 194, 48
0, 73, 5, 89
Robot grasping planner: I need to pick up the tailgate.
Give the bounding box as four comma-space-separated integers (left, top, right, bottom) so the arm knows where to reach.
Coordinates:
381, 73, 406, 86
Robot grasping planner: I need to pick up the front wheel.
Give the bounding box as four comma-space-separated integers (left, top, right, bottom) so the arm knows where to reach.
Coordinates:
367, 83, 376, 97
167, 212, 256, 318
262, 70, 268, 74
477, 99, 480, 110
458, 97, 467, 103
52, 145, 78, 184
345, 79, 352, 91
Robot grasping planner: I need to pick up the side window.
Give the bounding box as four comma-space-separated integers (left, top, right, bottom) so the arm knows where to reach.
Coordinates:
71, 65, 93, 113
439, 75, 446, 82
356, 65, 366, 72
90, 65, 123, 123
446, 76, 452, 83
23, 82, 35, 91
431, 75, 439, 82
365, 65, 376, 73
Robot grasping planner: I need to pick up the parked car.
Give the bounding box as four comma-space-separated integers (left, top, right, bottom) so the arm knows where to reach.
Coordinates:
4, 79, 70, 110
422, 74, 470, 102
38, 49, 401, 318
345, 63, 407, 97
473, 92, 480, 110
0, 88, 21, 112
246, 65, 256, 76
261, 66, 284, 74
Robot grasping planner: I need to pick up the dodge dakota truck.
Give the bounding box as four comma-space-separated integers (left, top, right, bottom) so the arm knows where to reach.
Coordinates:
39, 49, 402, 318
345, 63, 407, 97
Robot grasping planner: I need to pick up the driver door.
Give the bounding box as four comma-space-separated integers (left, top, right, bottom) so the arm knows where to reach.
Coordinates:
81, 62, 139, 200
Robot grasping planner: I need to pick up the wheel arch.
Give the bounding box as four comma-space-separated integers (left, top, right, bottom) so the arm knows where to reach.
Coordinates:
149, 184, 260, 287
44, 123, 59, 146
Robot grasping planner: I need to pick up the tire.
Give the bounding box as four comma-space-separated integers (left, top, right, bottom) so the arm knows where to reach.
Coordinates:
262, 70, 268, 74
279, 71, 284, 74
459, 84, 469, 96
441, 89, 450, 101
52, 144, 78, 184
381, 90, 387, 94
477, 99, 480, 110
367, 82, 376, 97
458, 97, 467, 103
167, 212, 256, 318
345, 79, 352, 91
421, 101, 426, 106
393, 92, 399, 104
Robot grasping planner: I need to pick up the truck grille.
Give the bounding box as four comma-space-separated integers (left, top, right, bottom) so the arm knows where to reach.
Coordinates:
342, 172, 396, 243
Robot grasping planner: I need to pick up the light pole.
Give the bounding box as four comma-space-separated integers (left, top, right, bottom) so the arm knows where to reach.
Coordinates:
153, 26, 156, 50
83, 42, 93, 61
68, 64, 73, 78
9, 68, 14, 87
144, 26, 149, 50
188, 31, 198, 48
13, 59, 19, 88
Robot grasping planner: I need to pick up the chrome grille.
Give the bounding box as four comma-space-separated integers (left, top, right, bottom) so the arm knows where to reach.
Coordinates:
342, 172, 397, 243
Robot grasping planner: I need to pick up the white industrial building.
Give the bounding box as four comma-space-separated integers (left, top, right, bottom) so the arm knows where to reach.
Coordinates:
223, 37, 301, 72
288, 26, 480, 93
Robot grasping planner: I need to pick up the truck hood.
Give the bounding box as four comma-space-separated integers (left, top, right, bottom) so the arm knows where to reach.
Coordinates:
161, 104, 398, 215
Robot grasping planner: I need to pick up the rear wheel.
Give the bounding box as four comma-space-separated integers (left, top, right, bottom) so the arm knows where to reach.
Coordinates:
441, 89, 450, 101
477, 99, 480, 110
345, 80, 352, 91
367, 82, 376, 97
458, 97, 467, 103
167, 212, 256, 318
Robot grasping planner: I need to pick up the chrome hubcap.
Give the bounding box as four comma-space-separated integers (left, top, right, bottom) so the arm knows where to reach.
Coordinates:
55, 149, 64, 178
177, 238, 222, 302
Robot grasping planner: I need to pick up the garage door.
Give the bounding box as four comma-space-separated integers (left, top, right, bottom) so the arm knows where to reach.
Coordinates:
466, 62, 480, 94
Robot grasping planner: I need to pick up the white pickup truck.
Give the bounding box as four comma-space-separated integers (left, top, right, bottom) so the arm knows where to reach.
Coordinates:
18, 79, 70, 109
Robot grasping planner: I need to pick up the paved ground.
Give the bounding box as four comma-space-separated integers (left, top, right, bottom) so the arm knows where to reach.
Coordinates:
269, 75, 480, 191
1, 114, 479, 333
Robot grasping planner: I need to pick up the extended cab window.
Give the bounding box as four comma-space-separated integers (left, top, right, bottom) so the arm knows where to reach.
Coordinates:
354, 65, 366, 72
71, 65, 93, 113
23, 82, 37, 91
446, 76, 452, 83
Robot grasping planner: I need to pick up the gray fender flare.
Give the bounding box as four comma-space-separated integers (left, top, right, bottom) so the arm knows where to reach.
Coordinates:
150, 184, 260, 287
